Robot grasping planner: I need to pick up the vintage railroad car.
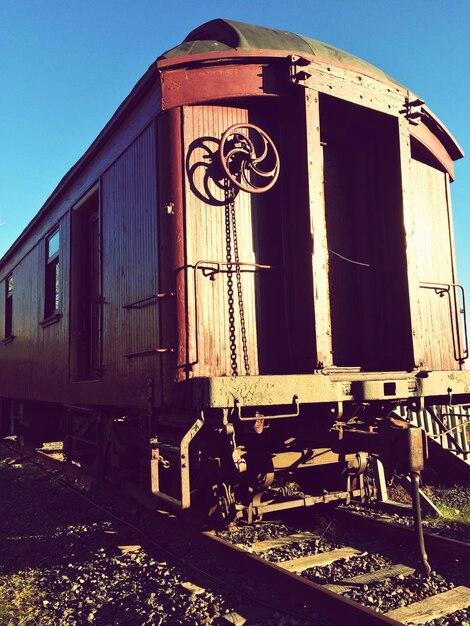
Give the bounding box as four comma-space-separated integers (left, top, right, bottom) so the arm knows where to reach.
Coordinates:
1, 19, 469, 528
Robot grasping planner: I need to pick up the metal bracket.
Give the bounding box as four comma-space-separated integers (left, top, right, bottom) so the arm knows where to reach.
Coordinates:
289, 54, 312, 85
225, 422, 247, 473
233, 395, 300, 421
150, 413, 204, 509
401, 96, 425, 126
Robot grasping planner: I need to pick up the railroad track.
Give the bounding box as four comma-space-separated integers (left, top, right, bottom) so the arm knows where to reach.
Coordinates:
206, 510, 470, 626
2, 439, 470, 626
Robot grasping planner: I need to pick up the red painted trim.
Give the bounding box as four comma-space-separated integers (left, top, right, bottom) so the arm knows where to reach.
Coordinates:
161, 62, 279, 110
410, 123, 455, 180
168, 107, 188, 380
422, 105, 464, 161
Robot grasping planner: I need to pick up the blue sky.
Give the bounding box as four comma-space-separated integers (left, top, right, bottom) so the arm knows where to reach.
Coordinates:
1, 0, 470, 293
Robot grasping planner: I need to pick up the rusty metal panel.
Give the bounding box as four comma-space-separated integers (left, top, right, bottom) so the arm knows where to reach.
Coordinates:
101, 123, 161, 405
411, 158, 458, 370
161, 63, 272, 110
182, 104, 259, 377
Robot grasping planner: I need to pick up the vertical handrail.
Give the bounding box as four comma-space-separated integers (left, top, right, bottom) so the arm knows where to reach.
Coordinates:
419, 282, 469, 364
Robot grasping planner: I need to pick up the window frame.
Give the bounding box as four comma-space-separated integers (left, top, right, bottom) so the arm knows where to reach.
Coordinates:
42, 227, 62, 326
2, 273, 14, 343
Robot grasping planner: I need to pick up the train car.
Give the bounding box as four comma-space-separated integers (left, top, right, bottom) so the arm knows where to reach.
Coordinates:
1, 20, 469, 533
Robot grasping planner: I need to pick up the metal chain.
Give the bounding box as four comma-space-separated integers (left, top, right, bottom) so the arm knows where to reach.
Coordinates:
225, 183, 238, 376
230, 190, 251, 376
224, 182, 251, 376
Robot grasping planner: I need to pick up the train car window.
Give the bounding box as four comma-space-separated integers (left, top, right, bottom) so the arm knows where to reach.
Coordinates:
4, 274, 13, 338
45, 229, 60, 318
47, 230, 60, 258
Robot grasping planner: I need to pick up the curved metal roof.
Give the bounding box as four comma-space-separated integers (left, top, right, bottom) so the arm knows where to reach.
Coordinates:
160, 18, 396, 84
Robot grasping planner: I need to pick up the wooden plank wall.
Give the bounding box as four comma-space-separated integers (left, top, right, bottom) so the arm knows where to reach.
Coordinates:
183, 105, 259, 377
0, 214, 69, 400
100, 123, 161, 405
411, 158, 459, 370
0, 123, 162, 409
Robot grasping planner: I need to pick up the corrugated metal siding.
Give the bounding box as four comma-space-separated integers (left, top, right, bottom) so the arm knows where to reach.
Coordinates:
101, 123, 161, 405
412, 158, 459, 370
182, 105, 259, 377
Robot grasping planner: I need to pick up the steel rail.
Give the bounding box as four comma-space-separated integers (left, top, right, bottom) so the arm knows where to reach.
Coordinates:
5, 441, 469, 625
198, 530, 403, 626
334, 507, 470, 561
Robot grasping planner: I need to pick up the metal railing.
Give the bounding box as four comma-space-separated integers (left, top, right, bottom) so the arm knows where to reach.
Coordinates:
402, 404, 470, 465
419, 282, 468, 364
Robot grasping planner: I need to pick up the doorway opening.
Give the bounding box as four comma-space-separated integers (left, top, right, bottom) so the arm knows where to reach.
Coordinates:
321, 94, 413, 371
70, 186, 102, 381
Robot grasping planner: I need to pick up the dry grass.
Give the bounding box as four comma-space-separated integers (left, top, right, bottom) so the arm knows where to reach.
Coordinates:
0, 571, 57, 626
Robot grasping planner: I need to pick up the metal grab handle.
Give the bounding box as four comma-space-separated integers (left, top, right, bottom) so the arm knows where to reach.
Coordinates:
123, 292, 175, 310
419, 282, 468, 363
233, 395, 299, 421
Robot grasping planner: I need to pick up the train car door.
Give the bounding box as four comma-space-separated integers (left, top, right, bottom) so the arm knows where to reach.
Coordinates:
318, 94, 414, 372
180, 95, 316, 378
409, 141, 464, 371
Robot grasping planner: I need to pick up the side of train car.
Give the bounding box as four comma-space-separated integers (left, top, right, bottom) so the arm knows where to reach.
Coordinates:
1, 19, 469, 522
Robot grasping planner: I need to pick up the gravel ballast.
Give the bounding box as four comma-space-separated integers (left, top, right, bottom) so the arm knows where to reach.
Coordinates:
0, 445, 315, 626
1, 442, 469, 626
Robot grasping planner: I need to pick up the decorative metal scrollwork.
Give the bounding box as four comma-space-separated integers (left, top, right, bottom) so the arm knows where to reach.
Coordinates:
219, 123, 280, 194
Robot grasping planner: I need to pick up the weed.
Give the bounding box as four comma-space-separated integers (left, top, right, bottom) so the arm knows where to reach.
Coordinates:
0, 570, 57, 626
